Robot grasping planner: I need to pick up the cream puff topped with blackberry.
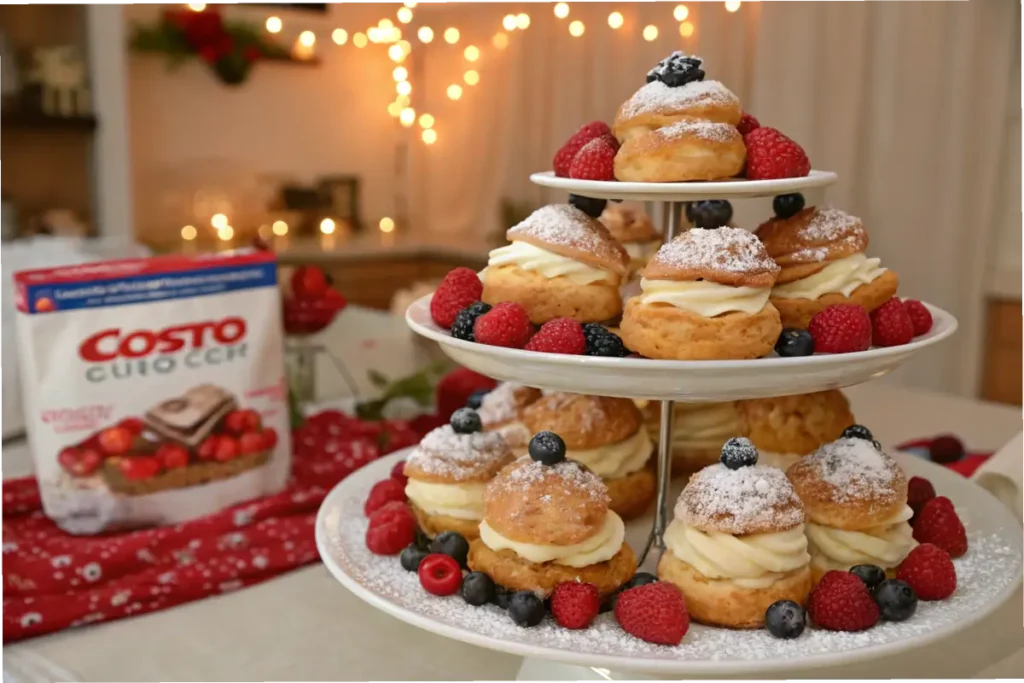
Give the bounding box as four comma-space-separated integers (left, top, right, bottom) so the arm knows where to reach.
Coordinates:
619, 227, 782, 360
467, 432, 637, 597
521, 393, 655, 520
599, 203, 661, 274
481, 204, 629, 324
755, 206, 899, 329
477, 382, 541, 454
658, 438, 812, 629
786, 426, 916, 584
403, 408, 513, 539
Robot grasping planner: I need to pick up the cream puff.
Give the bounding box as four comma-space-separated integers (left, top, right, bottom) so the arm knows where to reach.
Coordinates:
658, 438, 812, 629
599, 202, 662, 275
619, 227, 782, 360
644, 401, 746, 477
481, 204, 630, 324
755, 207, 900, 329
477, 382, 541, 455
786, 429, 916, 585
467, 442, 637, 597
737, 390, 855, 471
403, 409, 514, 539
521, 393, 655, 520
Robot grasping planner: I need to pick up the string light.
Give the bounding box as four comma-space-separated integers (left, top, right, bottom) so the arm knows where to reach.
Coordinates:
332, 28, 348, 45
388, 43, 405, 61
464, 70, 479, 86
396, 80, 412, 96
554, 2, 570, 19
272, 220, 288, 236
447, 84, 463, 100
387, 101, 401, 117
353, 32, 368, 48
569, 20, 585, 37
492, 32, 509, 49
217, 225, 234, 241
502, 14, 517, 31
421, 129, 437, 145
299, 31, 315, 47
725, 0, 742, 11
187, 3, 205, 11
673, 4, 689, 21
679, 21, 695, 37
643, 25, 658, 41
607, 12, 623, 29
464, 45, 480, 62
444, 27, 460, 44
419, 113, 435, 129
379, 217, 396, 233
266, 16, 282, 33
211, 213, 228, 229
378, 18, 394, 30
396, 6, 413, 23
396, 94, 410, 107
399, 107, 416, 127
319, 218, 336, 235
418, 26, 434, 43
393, 66, 408, 81
516, 13, 530, 29
403, 1, 416, 7
398, 39, 411, 55
181, 225, 197, 240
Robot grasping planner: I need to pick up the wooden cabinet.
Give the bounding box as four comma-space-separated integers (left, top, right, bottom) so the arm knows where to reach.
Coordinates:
981, 298, 1022, 405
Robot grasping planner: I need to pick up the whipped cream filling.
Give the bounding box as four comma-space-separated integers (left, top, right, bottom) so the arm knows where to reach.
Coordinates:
638, 277, 770, 317
484, 241, 613, 285
772, 253, 886, 300
665, 518, 810, 589
405, 479, 487, 520
567, 429, 652, 479
806, 505, 916, 570
479, 510, 624, 568
667, 404, 743, 451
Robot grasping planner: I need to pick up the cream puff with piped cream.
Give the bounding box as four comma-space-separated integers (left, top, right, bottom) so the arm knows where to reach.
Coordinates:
620, 227, 782, 360
522, 393, 655, 520
787, 430, 916, 585
467, 445, 637, 597
755, 207, 899, 329
737, 390, 855, 471
644, 401, 746, 477
599, 202, 662, 275
481, 205, 629, 324
658, 438, 812, 629
403, 409, 514, 539
477, 382, 541, 455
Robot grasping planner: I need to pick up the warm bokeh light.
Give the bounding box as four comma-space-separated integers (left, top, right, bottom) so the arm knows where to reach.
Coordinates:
725, 0, 742, 12
569, 20, 585, 37
516, 13, 530, 29
680, 21, 695, 37
397, 40, 411, 55
272, 220, 288, 236
217, 225, 234, 241
403, 1, 417, 6
332, 28, 348, 45
320, 218, 336, 235
418, 26, 434, 43
447, 84, 463, 100
444, 27, 460, 44
554, 2, 570, 19
502, 14, 517, 31
396, 80, 412, 96
419, 113, 435, 129
421, 129, 437, 145
266, 16, 282, 33
378, 18, 394, 30
464, 45, 480, 62
188, 3, 205, 11
181, 225, 197, 240
211, 213, 228, 229
396, 94, 410, 107
399, 107, 416, 127
388, 44, 404, 61
673, 4, 689, 21
607, 12, 623, 29
387, 101, 401, 117
299, 31, 315, 47
397, 6, 413, 23
353, 32, 368, 48
643, 25, 658, 41
492, 32, 509, 49
464, 70, 479, 86
393, 66, 408, 81
379, 217, 396, 232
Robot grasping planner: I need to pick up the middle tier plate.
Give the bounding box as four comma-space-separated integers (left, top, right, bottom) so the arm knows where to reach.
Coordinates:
406, 294, 958, 401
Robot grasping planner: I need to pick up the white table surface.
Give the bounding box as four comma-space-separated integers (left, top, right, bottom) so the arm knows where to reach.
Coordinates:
3, 307, 1022, 681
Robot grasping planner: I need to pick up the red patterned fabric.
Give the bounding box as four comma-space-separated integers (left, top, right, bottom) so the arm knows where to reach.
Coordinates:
2, 410, 425, 643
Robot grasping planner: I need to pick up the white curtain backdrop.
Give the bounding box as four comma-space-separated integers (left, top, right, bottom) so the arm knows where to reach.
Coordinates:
407, 0, 1019, 397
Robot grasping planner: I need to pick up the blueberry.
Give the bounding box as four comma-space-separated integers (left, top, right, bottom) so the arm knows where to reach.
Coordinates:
583, 324, 629, 357
508, 591, 545, 627
850, 564, 886, 590
873, 579, 918, 621
646, 52, 705, 88
569, 194, 608, 219
466, 389, 490, 410
774, 328, 815, 357
450, 302, 491, 342
600, 593, 618, 614
842, 424, 875, 442
528, 431, 566, 466
461, 571, 496, 606
414, 528, 432, 550
626, 572, 658, 589
685, 200, 732, 229
429, 530, 470, 569
400, 544, 429, 572
492, 584, 513, 609
772, 193, 805, 220
720, 436, 758, 470
765, 600, 806, 639
450, 408, 482, 435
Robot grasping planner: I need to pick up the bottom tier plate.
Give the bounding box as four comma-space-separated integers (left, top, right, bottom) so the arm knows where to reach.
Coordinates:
316, 449, 1022, 676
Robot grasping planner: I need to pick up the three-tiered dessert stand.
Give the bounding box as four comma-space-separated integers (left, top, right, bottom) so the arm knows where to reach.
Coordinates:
316, 171, 1023, 678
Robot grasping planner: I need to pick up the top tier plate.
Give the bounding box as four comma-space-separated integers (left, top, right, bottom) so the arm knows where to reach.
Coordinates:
530, 170, 838, 201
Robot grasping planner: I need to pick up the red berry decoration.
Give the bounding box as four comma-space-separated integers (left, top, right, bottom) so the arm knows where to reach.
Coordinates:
418, 553, 463, 596
364, 478, 408, 517
568, 137, 617, 181
524, 318, 587, 355
907, 475, 937, 525
435, 368, 498, 421
897, 543, 957, 600
473, 302, 533, 349
213, 436, 240, 462
553, 121, 612, 178
365, 501, 416, 555
57, 446, 103, 477
98, 426, 133, 455
737, 112, 760, 136
550, 582, 600, 630
743, 127, 811, 180
430, 268, 484, 329
290, 266, 329, 298
808, 304, 872, 354
118, 456, 163, 482
912, 496, 968, 558
929, 434, 965, 464
156, 443, 190, 469
614, 582, 690, 645
117, 417, 145, 435
197, 435, 220, 461
390, 459, 409, 485
807, 570, 880, 632
870, 297, 914, 347
902, 299, 933, 336
261, 427, 279, 450
238, 431, 266, 456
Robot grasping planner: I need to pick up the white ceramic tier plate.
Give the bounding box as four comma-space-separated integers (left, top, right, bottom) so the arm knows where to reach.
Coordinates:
529, 170, 838, 201
405, 294, 958, 401
317, 449, 1023, 676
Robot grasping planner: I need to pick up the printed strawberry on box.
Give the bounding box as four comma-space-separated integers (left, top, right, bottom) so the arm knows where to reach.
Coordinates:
14, 249, 292, 534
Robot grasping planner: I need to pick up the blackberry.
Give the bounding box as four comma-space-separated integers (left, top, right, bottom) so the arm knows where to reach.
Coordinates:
646, 51, 705, 88
720, 437, 758, 470
842, 425, 875, 442
569, 194, 608, 219
450, 302, 491, 342
583, 323, 629, 357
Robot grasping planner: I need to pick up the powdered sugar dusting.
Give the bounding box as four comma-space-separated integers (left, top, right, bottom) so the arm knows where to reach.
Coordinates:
479, 383, 527, 426
508, 205, 608, 252
659, 119, 737, 144
652, 227, 779, 275
619, 79, 739, 120
406, 425, 508, 478
803, 438, 903, 505
488, 455, 609, 505
679, 464, 803, 534
799, 207, 863, 242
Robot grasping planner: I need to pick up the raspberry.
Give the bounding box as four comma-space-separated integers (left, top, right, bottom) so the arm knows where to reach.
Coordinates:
390, 459, 408, 485
214, 436, 240, 462
118, 456, 163, 482
743, 127, 811, 180
156, 443, 190, 469
550, 582, 600, 629
907, 475, 936, 525
569, 137, 617, 181
912, 496, 968, 557
870, 298, 914, 347
929, 434, 965, 464
737, 112, 760, 136
435, 368, 497, 421
364, 478, 408, 516
473, 302, 533, 348
57, 446, 103, 477
290, 266, 329, 298
808, 304, 872, 353
553, 121, 612, 177
430, 268, 483, 329
807, 570, 879, 631
524, 318, 586, 354
897, 543, 957, 600
418, 554, 463, 596
450, 302, 491, 342
365, 501, 416, 555
98, 426, 133, 455
614, 582, 690, 645
902, 299, 933, 336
